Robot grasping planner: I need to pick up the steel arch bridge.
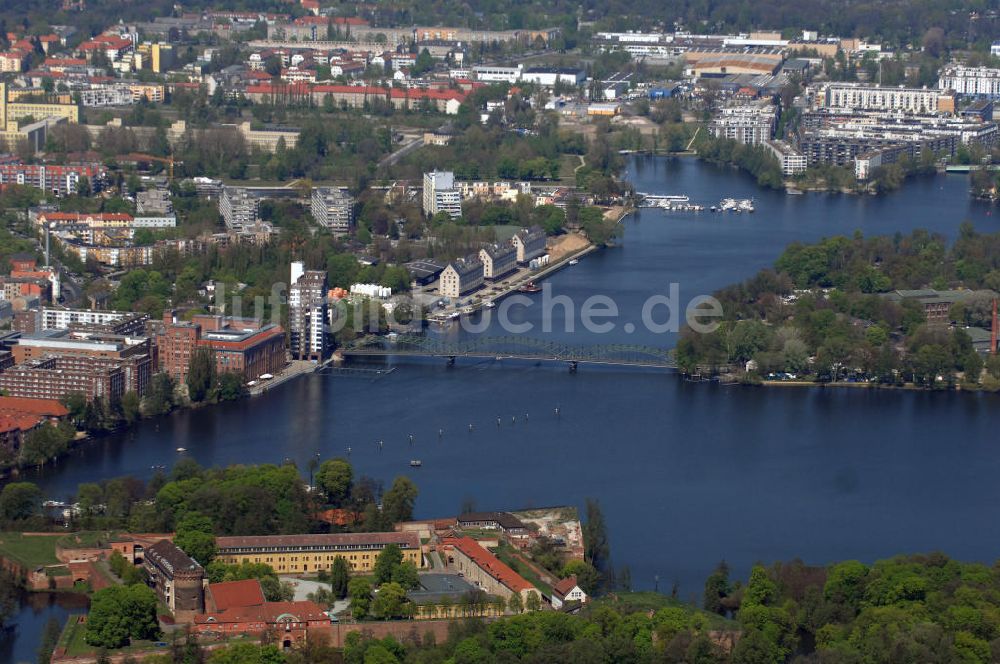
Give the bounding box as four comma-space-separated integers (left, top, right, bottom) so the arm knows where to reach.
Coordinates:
339, 335, 676, 369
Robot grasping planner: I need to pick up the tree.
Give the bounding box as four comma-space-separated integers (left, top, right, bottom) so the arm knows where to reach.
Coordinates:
562, 559, 599, 596
583, 498, 611, 577
207, 643, 285, 664
316, 458, 353, 505
703, 560, 731, 615
143, 373, 175, 416
174, 512, 216, 566
525, 591, 541, 612
0, 481, 41, 522
507, 592, 523, 614
371, 581, 408, 619
374, 543, 403, 585
330, 555, 350, 599
85, 585, 159, 648
391, 561, 420, 590
349, 577, 373, 619
215, 372, 248, 401
186, 347, 215, 402
381, 476, 418, 525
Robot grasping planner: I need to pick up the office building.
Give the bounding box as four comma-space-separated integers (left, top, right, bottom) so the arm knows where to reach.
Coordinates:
157, 312, 286, 383
288, 262, 328, 361
310, 187, 354, 235
214, 532, 421, 574
422, 171, 462, 219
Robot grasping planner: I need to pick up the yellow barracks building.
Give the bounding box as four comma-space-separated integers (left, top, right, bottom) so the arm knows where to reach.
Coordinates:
214, 532, 422, 574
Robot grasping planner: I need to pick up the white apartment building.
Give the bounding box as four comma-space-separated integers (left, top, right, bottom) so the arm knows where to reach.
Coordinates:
218, 186, 260, 232
310, 187, 354, 235
821, 83, 941, 114
709, 104, 777, 145
992, 40, 1000, 58
38, 308, 146, 332
939, 65, 1000, 99
422, 171, 462, 219
765, 140, 807, 175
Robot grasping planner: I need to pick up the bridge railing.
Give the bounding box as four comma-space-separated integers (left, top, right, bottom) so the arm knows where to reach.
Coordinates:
340, 335, 676, 367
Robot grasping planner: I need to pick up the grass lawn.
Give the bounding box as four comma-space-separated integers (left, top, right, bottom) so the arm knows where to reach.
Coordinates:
59, 616, 90, 656
492, 543, 553, 597
0, 532, 60, 567
56, 531, 120, 550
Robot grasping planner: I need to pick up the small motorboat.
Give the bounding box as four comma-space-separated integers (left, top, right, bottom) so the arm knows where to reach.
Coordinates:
568, 259, 579, 265
176, 447, 186, 453
519, 281, 542, 293
409, 460, 422, 467
484, 300, 496, 308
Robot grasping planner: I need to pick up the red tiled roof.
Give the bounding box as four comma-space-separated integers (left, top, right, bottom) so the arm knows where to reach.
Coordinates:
552, 575, 579, 598
446, 537, 533, 593
194, 600, 329, 625
216, 531, 419, 550
0, 414, 44, 434
207, 579, 266, 611
0, 397, 69, 417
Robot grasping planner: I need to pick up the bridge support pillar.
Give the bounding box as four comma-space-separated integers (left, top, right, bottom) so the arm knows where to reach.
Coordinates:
568, 361, 577, 373
446, 356, 456, 367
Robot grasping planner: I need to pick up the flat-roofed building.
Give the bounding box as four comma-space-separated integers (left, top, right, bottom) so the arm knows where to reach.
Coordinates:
9, 329, 153, 396
157, 311, 286, 382
310, 187, 354, 235
709, 103, 777, 145
0, 355, 126, 402
423, 171, 462, 219
820, 83, 942, 114
219, 186, 260, 233
214, 532, 421, 574
36, 308, 149, 335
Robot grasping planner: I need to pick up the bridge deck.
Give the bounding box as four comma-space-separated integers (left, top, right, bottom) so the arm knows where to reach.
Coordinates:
339, 335, 676, 369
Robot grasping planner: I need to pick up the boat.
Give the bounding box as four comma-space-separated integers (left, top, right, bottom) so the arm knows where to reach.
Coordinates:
483, 300, 496, 308
519, 281, 542, 293
176, 447, 186, 453
259, 373, 274, 380
568, 259, 579, 265
409, 460, 422, 467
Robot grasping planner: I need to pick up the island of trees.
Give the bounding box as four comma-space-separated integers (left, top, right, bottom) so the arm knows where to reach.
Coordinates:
677, 225, 1000, 389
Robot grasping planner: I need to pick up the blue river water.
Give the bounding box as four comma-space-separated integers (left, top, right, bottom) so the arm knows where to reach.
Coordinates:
5, 157, 1000, 660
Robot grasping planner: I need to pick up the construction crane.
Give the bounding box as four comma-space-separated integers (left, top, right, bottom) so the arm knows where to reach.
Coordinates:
123, 153, 181, 180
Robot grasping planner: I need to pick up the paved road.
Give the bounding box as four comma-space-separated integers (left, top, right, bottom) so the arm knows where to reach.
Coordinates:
378, 136, 424, 170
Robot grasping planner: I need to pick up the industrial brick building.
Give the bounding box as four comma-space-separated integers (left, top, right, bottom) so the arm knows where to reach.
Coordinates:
157, 311, 286, 383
